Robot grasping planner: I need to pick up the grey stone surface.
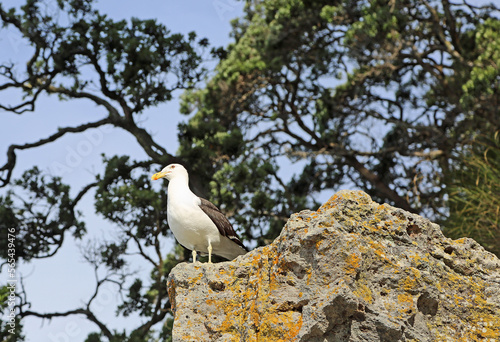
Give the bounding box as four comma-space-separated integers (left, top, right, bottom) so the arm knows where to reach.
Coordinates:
167, 190, 500, 341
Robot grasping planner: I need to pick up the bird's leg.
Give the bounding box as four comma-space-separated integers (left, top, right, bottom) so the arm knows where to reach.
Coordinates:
192, 250, 197, 263
208, 242, 212, 264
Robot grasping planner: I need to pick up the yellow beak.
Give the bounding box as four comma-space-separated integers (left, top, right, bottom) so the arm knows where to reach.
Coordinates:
151, 171, 167, 180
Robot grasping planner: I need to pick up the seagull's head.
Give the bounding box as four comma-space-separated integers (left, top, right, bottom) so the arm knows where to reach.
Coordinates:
151, 164, 187, 181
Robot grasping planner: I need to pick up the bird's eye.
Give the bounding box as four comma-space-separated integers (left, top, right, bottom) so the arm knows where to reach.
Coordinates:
171, 165, 175, 169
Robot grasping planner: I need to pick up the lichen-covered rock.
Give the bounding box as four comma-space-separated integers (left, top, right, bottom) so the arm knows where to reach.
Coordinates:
167, 190, 500, 341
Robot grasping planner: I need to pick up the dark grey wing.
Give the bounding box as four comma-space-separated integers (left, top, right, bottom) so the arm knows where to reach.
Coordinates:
199, 198, 248, 251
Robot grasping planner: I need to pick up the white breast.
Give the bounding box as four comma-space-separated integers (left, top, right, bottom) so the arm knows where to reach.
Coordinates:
167, 181, 220, 253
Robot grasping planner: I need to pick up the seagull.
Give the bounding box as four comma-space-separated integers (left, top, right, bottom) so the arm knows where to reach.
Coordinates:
151, 164, 248, 263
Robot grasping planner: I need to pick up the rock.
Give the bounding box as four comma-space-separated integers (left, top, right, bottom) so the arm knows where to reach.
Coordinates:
167, 190, 500, 341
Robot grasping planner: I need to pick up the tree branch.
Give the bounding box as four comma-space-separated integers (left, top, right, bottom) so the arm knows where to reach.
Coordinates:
0, 118, 112, 187
344, 155, 415, 212
21, 308, 113, 339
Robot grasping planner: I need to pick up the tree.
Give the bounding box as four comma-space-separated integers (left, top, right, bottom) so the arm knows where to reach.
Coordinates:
0, 0, 208, 340
180, 0, 500, 244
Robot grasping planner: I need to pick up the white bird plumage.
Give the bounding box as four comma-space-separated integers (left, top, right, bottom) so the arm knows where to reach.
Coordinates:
152, 164, 248, 263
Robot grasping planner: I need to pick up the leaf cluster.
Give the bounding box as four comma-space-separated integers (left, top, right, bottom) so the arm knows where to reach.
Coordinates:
445, 132, 500, 256
0, 167, 85, 261
0, 0, 206, 114
181, 0, 500, 232
95, 155, 168, 245
0, 285, 25, 342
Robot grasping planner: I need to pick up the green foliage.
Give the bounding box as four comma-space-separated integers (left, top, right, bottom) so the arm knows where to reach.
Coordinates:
181, 0, 500, 228
1, 0, 206, 113
0, 167, 85, 261
461, 18, 500, 114
0, 0, 207, 339
117, 279, 154, 317
445, 133, 500, 256
95, 156, 168, 245
0, 317, 24, 342
0, 286, 25, 342
85, 332, 103, 342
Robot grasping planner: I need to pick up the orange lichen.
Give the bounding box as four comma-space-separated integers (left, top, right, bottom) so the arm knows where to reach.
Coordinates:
353, 281, 374, 304
368, 240, 391, 262
397, 293, 414, 317
398, 273, 419, 292
259, 311, 303, 341
169, 190, 500, 342
422, 265, 500, 341
182, 245, 306, 341
344, 253, 361, 276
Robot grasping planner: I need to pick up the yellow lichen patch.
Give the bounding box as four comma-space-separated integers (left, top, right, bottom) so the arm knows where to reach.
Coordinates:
259, 311, 303, 341
383, 300, 397, 316
214, 283, 262, 337
200, 245, 306, 341
454, 237, 469, 245
373, 248, 389, 262
398, 273, 420, 292
317, 195, 340, 212
167, 278, 177, 310
367, 240, 391, 262
353, 281, 373, 304
187, 269, 204, 284
397, 293, 414, 318
468, 282, 500, 340
305, 268, 313, 286
315, 238, 324, 251
426, 268, 500, 341
407, 251, 431, 267
309, 212, 319, 220
317, 190, 372, 213
344, 253, 361, 276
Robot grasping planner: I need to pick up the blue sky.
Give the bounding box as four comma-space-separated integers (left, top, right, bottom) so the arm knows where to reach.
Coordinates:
0, 0, 244, 341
